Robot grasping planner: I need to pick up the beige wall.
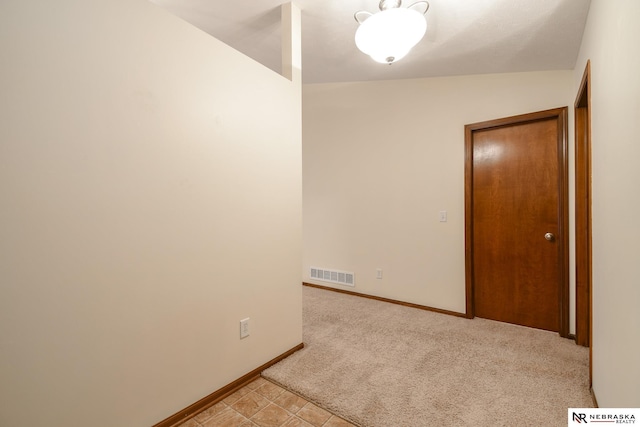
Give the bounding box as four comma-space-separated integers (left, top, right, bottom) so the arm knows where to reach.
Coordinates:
573, 0, 640, 407
0, 0, 301, 425
303, 71, 573, 315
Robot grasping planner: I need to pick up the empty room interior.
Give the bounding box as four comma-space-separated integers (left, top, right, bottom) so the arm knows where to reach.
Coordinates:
0, 0, 638, 426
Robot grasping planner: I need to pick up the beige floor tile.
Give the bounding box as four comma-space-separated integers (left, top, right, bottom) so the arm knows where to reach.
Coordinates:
176, 418, 200, 427
251, 403, 292, 427
202, 407, 249, 427
255, 381, 286, 401
179, 378, 354, 427
272, 390, 308, 414
296, 403, 332, 427
195, 402, 228, 423
246, 377, 269, 390
223, 387, 252, 405
323, 415, 356, 427
280, 417, 315, 427
231, 391, 271, 418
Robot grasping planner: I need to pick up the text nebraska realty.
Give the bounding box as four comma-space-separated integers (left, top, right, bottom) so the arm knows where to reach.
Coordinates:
574, 412, 636, 424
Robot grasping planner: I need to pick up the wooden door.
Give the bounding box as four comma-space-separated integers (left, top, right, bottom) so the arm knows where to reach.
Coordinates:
464, 108, 569, 335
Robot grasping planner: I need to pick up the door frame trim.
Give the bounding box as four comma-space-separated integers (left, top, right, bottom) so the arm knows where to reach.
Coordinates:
574, 60, 592, 382
464, 107, 570, 337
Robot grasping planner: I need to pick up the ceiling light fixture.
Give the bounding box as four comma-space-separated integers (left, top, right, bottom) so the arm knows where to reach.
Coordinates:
354, 0, 429, 65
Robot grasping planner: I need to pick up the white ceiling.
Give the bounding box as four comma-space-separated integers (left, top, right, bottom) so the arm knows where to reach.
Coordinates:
150, 0, 591, 84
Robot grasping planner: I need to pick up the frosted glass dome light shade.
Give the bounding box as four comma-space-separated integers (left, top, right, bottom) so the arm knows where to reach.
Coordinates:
355, 7, 427, 64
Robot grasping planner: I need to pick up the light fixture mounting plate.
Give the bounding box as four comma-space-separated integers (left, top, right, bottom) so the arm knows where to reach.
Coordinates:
379, 0, 402, 10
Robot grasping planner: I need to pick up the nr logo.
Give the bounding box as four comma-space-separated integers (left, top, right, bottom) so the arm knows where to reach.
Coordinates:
573, 412, 588, 423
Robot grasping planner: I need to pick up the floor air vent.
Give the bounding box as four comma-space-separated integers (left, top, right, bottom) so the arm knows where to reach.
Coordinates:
310, 267, 355, 287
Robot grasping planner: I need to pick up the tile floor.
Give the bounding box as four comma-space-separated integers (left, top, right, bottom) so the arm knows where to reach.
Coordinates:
176, 377, 356, 427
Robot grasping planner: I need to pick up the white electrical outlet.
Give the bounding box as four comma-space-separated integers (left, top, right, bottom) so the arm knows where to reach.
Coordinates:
439, 210, 447, 222
376, 268, 383, 279
240, 318, 250, 339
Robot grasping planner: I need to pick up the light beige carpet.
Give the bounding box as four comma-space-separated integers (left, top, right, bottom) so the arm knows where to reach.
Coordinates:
263, 286, 593, 427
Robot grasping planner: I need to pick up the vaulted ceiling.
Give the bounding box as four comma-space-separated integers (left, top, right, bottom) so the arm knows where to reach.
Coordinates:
150, 0, 591, 84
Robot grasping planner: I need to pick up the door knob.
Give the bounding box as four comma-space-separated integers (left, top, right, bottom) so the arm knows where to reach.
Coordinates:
545, 233, 555, 241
